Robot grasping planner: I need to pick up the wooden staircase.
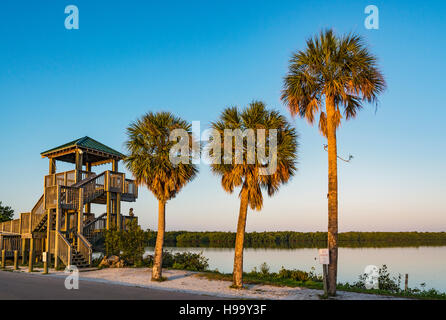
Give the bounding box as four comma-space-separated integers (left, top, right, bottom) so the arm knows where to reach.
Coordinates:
83, 213, 107, 245
33, 212, 56, 232
71, 247, 90, 269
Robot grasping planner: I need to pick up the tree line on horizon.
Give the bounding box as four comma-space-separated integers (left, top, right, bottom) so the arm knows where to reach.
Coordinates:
146, 231, 446, 248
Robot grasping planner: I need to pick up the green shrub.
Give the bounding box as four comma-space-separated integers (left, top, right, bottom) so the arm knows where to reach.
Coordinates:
378, 265, 402, 292
161, 251, 175, 267
349, 264, 402, 293
260, 262, 270, 276
246, 263, 320, 283
104, 229, 121, 256
119, 220, 148, 265
145, 250, 209, 271
91, 257, 103, 268
277, 267, 310, 282
170, 252, 209, 271
104, 221, 150, 265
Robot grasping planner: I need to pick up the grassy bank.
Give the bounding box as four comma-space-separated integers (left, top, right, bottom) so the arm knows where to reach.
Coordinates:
197, 267, 446, 300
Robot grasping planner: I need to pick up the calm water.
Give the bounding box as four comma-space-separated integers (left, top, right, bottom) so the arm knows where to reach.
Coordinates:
144, 246, 446, 292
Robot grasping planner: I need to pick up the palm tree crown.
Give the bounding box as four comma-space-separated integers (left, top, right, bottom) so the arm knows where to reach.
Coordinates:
210, 101, 298, 210
281, 29, 386, 136
124, 111, 198, 202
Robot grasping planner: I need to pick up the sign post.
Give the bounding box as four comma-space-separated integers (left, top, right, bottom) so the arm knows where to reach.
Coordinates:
318, 249, 330, 296
43, 252, 48, 274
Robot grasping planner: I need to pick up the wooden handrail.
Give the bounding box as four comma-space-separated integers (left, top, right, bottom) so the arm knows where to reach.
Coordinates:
0, 195, 46, 235
45, 186, 58, 210
56, 231, 72, 267
44, 170, 96, 188
0, 234, 21, 256
83, 212, 107, 230
71, 172, 100, 188
123, 179, 138, 197
45, 170, 137, 211
29, 195, 46, 232
59, 186, 80, 210
79, 172, 106, 204
31, 195, 45, 215
107, 171, 125, 192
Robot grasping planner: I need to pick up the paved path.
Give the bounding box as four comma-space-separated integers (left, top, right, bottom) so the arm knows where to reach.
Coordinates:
0, 271, 219, 300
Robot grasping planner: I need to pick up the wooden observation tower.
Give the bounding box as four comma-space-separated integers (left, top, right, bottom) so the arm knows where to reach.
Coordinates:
0, 137, 138, 269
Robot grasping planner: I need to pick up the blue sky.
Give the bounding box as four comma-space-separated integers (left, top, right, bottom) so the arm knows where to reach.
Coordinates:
0, 0, 445, 232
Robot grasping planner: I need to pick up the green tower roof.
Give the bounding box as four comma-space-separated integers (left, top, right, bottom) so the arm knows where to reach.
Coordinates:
41, 136, 125, 164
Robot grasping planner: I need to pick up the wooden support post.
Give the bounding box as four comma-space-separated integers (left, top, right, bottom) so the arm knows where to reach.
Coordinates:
29, 209, 34, 234
19, 213, 22, 234
85, 163, 91, 213
1, 249, 5, 269
405, 274, 409, 291
75, 149, 83, 183
14, 250, 18, 270
49, 158, 56, 175
116, 193, 121, 231
46, 210, 52, 268
78, 188, 84, 235
0, 235, 3, 254
64, 212, 69, 233
43, 252, 48, 274
322, 264, 328, 296
28, 238, 34, 272
112, 199, 116, 229
111, 199, 116, 224
21, 239, 26, 264
106, 192, 111, 230
54, 187, 61, 270
68, 246, 72, 267
77, 189, 84, 252
112, 159, 118, 172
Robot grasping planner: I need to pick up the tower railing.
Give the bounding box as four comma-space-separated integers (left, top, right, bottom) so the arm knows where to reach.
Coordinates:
56, 230, 72, 267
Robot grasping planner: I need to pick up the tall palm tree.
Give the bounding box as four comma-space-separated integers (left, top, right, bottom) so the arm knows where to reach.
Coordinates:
125, 111, 198, 281
281, 29, 386, 295
209, 101, 298, 288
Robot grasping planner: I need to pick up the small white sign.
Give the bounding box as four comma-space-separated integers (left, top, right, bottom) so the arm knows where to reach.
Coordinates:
318, 249, 329, 265
42, 252, 47, 262
364, 265, 379, 289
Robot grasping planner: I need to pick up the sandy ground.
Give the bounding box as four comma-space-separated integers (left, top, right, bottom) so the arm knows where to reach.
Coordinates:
63, 267, 406, 300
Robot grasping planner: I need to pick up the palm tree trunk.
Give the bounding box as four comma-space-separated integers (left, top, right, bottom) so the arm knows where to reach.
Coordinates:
152, 200, 166, 281
232, 189, 249, 289
326, 96, 338, 296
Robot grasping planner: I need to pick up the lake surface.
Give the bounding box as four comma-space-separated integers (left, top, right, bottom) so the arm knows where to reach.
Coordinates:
145, 246, 446, 292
